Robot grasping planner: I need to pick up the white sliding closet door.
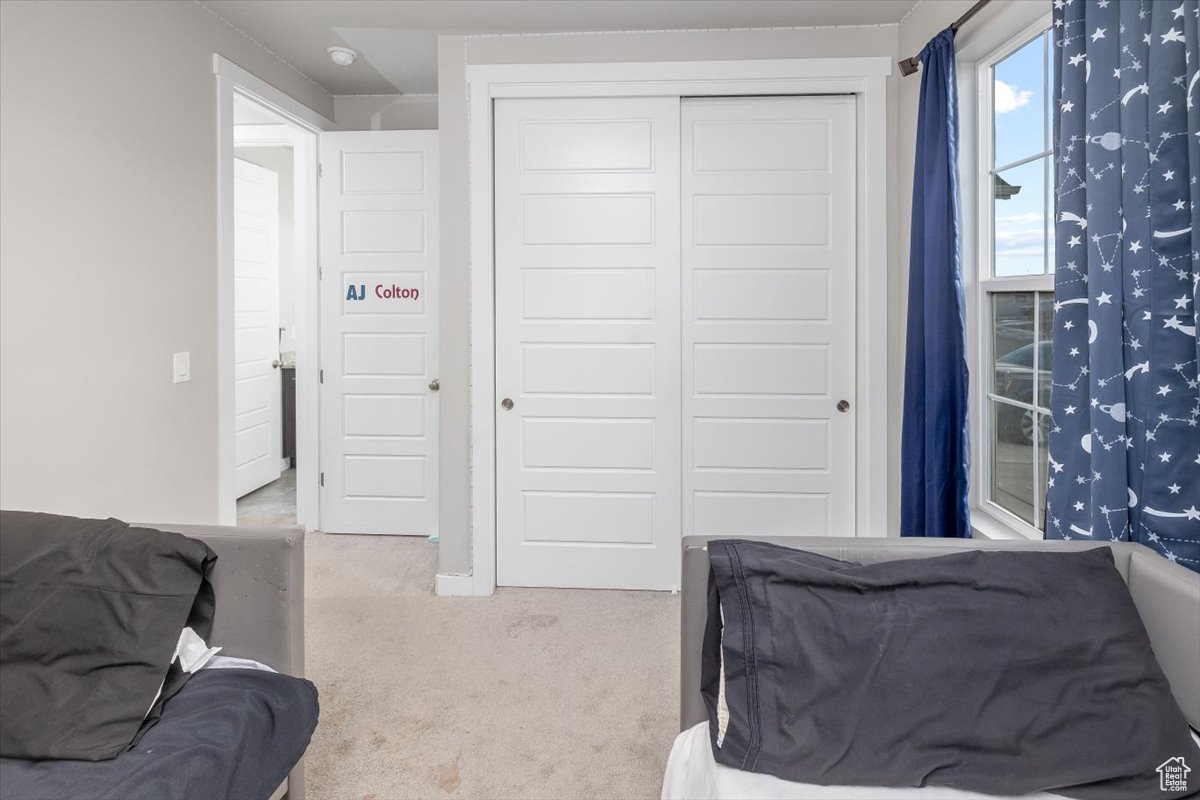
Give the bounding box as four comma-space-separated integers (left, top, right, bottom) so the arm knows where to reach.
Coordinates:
494, 97, 682, 589
681, 97, 857, 538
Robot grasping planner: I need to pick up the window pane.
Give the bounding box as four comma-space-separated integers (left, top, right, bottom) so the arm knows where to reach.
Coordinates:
1045, 156, 1056, 273
993, 292, 1036, 404
1037, 293, 1054, 410
992, 400, 1036, 525
994, 157, 1048, 277
1035, 411, 1049, 530
994, 33, 1046, 168
1044, 31, 1054, 152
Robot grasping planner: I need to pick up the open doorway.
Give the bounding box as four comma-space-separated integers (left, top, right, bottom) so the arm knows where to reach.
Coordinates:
233, 106, 297, 525
216, 56, 329, 530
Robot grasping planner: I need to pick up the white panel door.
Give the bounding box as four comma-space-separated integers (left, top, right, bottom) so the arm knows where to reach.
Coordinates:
495, 97, 681, 589
681, 97, 856, 538
319, 131, 439, 535
234, 157, 282, 497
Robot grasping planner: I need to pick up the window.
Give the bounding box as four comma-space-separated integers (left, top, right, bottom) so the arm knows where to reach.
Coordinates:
976, 24, 1055, 535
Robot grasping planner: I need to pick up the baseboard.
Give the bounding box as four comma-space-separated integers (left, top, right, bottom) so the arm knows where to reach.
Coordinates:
436, 572, 487, 596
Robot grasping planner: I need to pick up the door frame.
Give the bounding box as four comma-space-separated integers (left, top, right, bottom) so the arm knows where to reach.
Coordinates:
456, 57, 892, 597
215, 55, 334, 529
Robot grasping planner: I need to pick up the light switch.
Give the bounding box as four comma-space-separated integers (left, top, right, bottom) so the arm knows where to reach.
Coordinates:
173, 352, 191, 384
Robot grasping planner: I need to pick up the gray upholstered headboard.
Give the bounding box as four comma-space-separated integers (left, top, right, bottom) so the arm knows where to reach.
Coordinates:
141, 522, 306, 800
680, 536, 1200, 733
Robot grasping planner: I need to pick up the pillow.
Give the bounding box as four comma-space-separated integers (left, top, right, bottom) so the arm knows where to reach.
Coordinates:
0, 511, 215, 760
702, 541, 1200, 799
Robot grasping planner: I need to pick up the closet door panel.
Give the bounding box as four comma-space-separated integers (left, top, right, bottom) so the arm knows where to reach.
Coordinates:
494, 97, 682, 589
681, 97, 857, 538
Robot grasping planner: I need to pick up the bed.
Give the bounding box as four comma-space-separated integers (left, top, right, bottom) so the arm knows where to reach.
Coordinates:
0, 517, 313, 800
666, 536, 1200, 800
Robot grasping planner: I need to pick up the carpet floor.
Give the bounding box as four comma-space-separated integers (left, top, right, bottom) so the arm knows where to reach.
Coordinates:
304, 531, 681, 800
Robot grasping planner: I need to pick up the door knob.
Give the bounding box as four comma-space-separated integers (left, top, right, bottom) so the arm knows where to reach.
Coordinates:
837, 399, 850, 413
429, 378, 440, 391
501, 398, 514, 411
271, 359, 281, 369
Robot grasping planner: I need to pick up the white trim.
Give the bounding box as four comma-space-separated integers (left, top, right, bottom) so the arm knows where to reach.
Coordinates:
435, 573, 478, 596
467, 57, 892, 98
979, 276, 1055, 293
971, 508, 1040, 541
215, 55, 333, 530
463, 57, 892, 596
857, 73, 891, 544
965, 15, 1054, 541
466, 74, 496, 596
214, 56, 333, 132
465, 25, 899, 41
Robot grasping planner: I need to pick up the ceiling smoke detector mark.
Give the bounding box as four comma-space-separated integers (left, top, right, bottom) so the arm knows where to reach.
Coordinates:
327, 46, 358, 67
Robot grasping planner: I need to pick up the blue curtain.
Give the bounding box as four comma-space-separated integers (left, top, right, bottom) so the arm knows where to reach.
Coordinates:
901, 28, 971, 539
1046, 0, 1200, 574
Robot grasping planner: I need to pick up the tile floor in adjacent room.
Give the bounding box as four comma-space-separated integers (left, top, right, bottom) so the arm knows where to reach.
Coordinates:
237, 468, 297, 527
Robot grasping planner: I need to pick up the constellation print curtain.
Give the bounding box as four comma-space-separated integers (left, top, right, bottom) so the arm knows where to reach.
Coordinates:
1046, 0, 1200, 573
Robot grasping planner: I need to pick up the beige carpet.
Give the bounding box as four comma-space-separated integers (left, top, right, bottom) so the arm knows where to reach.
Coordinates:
304, 532, 681, 800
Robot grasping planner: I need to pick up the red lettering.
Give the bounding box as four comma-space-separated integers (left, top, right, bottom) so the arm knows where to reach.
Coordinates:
373, 284, 420, 301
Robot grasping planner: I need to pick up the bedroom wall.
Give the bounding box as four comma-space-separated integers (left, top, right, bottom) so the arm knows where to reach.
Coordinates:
0, 0, 332, 522
436, 25, 903, 578
438, 36, 472, 576
334, 94, 439, 130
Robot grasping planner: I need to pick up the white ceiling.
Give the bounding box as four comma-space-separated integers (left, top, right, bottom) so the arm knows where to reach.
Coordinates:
202, 1, 916, 95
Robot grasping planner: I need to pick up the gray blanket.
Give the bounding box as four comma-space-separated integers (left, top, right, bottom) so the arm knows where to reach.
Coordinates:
703, 540, 1200, 798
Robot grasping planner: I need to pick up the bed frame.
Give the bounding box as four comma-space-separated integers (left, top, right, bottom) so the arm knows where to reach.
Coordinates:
148, 523, 307, 800
680, 536, 1200, 733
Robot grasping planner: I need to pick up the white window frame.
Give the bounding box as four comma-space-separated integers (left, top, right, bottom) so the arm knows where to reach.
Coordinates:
970, 14, 1055, 541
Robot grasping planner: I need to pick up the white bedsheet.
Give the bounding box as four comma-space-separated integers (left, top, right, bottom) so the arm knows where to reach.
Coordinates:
201, 654, 277, 673
661, 723, 1060, 800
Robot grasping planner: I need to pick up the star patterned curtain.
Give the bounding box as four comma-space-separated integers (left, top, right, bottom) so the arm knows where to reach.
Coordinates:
1046, 0, 1200, 573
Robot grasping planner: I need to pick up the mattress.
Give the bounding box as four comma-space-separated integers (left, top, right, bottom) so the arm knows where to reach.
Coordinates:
663, 722, 1060, 800
664, 722, 1200, 799
0, 667, 318, 800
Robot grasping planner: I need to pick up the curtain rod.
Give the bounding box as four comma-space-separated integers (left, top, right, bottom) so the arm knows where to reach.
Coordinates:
897, 0, 993, 77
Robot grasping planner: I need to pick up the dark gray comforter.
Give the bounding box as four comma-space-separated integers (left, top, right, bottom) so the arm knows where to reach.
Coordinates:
0, 668, 319, 800
703, 540, 1200, 799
